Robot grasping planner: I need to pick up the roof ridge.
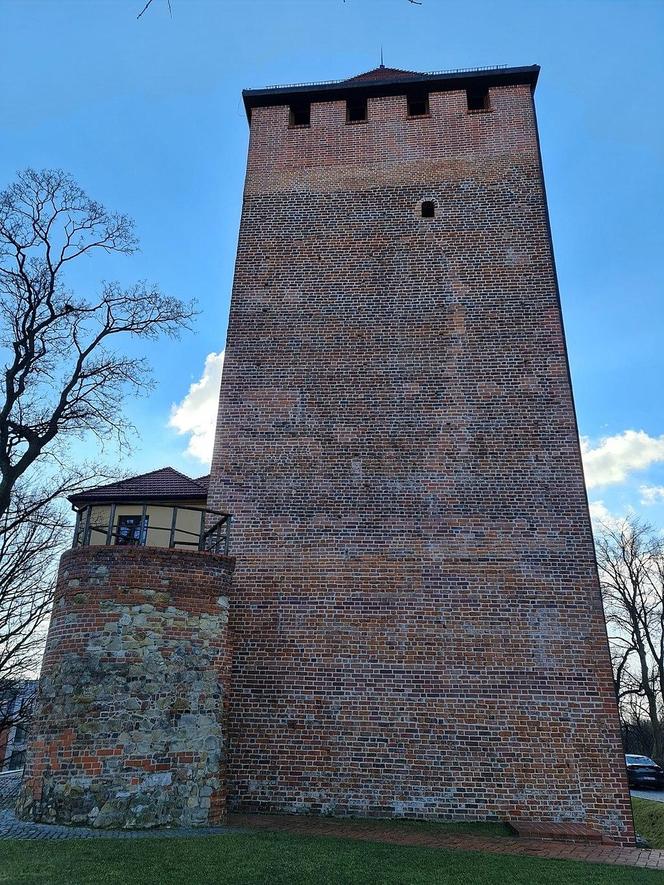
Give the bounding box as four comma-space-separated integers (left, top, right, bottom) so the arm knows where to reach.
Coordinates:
344, 66, 424, 82
83, 466, 180, 493
165, 466, 197, 481
252, 63, 518, 93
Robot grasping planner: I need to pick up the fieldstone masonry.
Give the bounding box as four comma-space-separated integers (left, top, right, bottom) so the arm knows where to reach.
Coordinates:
17, 546, 234, 829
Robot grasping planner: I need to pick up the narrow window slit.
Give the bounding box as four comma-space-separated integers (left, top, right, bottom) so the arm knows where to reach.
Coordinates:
289, 103, 311, 127
346, 97, 367, 123
407, 91, 429, 118
467, 86, 490, 113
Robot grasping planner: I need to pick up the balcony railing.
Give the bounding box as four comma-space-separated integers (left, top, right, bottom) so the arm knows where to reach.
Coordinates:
72, 502, 232, 556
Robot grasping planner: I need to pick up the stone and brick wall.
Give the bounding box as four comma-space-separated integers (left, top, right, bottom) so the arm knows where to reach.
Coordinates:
17, 545, 234, 829
208, 81, 634, 842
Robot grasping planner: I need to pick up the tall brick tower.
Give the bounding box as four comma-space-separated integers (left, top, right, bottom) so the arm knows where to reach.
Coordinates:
208, 65, 633, 841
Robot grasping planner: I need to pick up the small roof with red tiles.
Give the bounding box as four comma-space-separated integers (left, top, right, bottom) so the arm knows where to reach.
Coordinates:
68, 467, 209, 507
343, 66, 424, 83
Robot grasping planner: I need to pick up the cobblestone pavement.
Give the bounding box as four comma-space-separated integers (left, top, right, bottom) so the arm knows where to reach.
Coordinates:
0, 799, 241, 841
0, 770, 21, 801
229, 813, 664, 872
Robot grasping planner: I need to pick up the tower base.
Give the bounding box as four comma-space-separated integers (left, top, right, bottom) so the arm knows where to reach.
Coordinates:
17, 546, 234, 829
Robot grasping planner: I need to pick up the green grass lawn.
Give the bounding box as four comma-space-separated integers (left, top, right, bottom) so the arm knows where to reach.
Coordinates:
291, 817, 512, 837
633, 797, 664, 849
0, 831, 661, 885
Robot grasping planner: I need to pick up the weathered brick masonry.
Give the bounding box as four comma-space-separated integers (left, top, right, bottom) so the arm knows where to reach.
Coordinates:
17, 546, 234, 828
207, 68, 634, 842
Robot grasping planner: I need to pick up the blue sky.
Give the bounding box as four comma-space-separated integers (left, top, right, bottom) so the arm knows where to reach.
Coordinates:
1, 0, 663, 527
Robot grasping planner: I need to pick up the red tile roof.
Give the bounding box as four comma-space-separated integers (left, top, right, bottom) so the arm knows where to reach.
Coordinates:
69, 468, 209, 506
193, 475, 210, 493
343, 66, 424, 83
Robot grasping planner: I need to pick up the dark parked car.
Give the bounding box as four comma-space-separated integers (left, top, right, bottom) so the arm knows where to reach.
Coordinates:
625, 755, 664, 789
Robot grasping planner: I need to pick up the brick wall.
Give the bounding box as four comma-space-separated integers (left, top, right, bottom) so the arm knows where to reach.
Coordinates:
17, 546, 234, 829
208, 81, 634, 843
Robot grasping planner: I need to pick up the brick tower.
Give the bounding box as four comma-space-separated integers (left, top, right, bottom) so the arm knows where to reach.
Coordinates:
208, 65, 633, 841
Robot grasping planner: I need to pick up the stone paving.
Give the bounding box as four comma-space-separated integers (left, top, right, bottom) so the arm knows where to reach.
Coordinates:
3, 792, 664, 872
229, 812, 664, 872
0, 770, 21, 800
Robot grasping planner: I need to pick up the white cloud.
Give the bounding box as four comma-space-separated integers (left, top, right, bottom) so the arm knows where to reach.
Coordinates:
169, 373, 664, 487
640, 485, 664, 506
588, 500, 621, 529
581, 430, 664, 489
169, 351, 224, 464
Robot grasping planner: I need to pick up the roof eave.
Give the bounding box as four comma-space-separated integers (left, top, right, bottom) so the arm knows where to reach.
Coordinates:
242, 64, 540, 122
68, 492, 208, 508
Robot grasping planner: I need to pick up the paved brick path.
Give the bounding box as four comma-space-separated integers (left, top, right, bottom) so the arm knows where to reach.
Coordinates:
3, 794, 664, 872
228, 813, 664, 872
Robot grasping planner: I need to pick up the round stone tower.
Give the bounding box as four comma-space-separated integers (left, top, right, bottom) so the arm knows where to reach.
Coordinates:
17, 545, 234, 829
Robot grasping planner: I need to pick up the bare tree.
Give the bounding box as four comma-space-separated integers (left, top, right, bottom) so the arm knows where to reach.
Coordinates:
137, 0, 171, 19
0, 168, 194, 519
0, 494, 62, 734
137, 0, 421, 19
596, 516, 664, 762
0, 167, 195, 698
